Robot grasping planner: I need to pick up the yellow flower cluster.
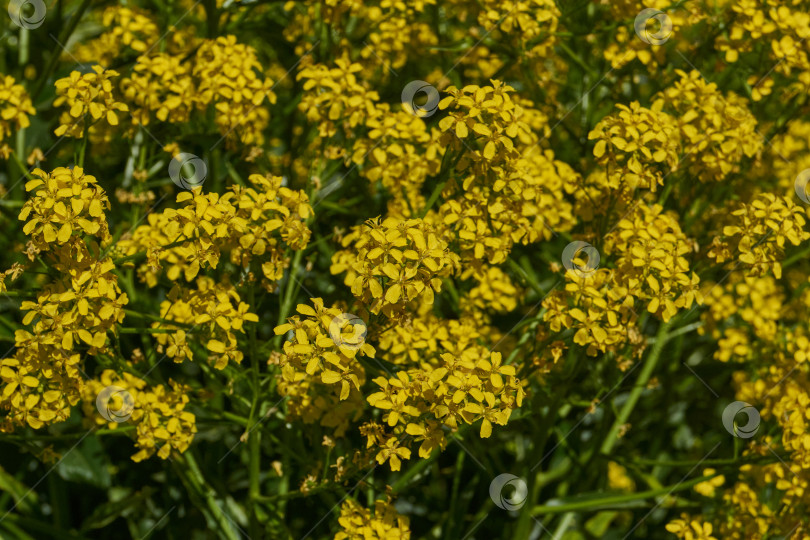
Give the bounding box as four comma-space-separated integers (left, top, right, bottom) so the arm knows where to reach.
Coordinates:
286, 1, 437, 74
605, 204, 701, 321
3, 167, 128, 433
0, 74, 35, 142
155, 277, 258, 369
274, 299, 374, 435
477, 0, 561, 60
0, 334, 82, 431
18, 167, 125, 354
119, 34, 276, 148
117, 174, 311, 291
367, 345, 523, 444
298, 59, 380, 140
589, 70, 761, 192
331, 217, 457, 321
717, 0, 810, 99
700, 274, 783, 362
351, 105, 442, 216
438, 81, 528, 162
122, 54, 195, 126
335, 499, 410, 540
82, 370, 197, 462
364, 313, 524, 469
765, 120, 810, 199
19, 167, 111, 248
654, 70, 761, 183
436, 82, 577, 264
73, 7, 159, 67
543, 204, 705, 358
460, 266, 521, 316
544, 269, 639, 358
687, 352, 810, 538
601, 1, 686, 70
229, 174, 312, 285
18, 256, 127, 352
666, 518, 717, 540
193, 36, 277, 148
53, 67, 129, 138
708, 193, 809, 278
589, 101, 680, 192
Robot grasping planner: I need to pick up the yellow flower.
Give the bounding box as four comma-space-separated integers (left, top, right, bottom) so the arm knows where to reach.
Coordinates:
53, 67, 129, 138
709, 193, 809, 279
155, 277, 258, 369
0, 74, 35, 142
694, 469, 725, 497
331, 216, 457, 321
335, 499, 411, 540
19, 166, 111, 248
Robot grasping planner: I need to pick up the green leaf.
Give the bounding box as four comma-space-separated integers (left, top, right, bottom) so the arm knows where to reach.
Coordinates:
585, 510, 620, 536
56, 436, 111, 489
0, 465, 37, 514
80, 487, 153, 532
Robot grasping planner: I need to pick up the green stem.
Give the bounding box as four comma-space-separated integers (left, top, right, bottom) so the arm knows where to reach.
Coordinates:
221, 411, 250, 427
77, 121, 89, 168
0, 290, 35, 298
506, 257, 546, 297
204, 0, 218, 37
600, 320, 672, 456
784, 243, 810, 269
273, 248, 306, 348
532, 473, 719, 515
558, 41, 597, 77
176, 454, 240, 540
248, 429, 261, 538
391, 449, 440, 492
247, 281, 262, 539
419, 149, 464, 218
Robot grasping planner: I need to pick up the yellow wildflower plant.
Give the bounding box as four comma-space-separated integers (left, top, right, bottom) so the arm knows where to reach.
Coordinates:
116, 174, 311, 290
193, 36, 277, 148
122, 53, 196, 126
19, 166, 111, 248
335, 499, 411, 539
1, 333, 82, 431
73, 6, 161, 67
155, 277, 259, 369
2, 0, 810, 538
274, 298, 374, 402
53, 67, 129, 138
708, 193, 810, 278
653, 70, 761, 183
81, 370, 197, 462
331, 216, 458, 321
604, 203, 701, 321
589, 101, 681, 193
0, 74, 35, 142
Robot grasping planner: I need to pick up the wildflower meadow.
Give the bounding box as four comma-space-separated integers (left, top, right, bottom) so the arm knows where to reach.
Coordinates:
0, 0, 809, 538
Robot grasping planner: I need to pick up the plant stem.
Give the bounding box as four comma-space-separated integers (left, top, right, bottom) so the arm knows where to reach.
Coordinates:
506, 257, 547, 297
391, 448, 439, 492
532, 473, 719, 515
247, 280, 262, 539
600, 319, 672, 456
273, 247, 306, 348
176, 454, 240, 540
